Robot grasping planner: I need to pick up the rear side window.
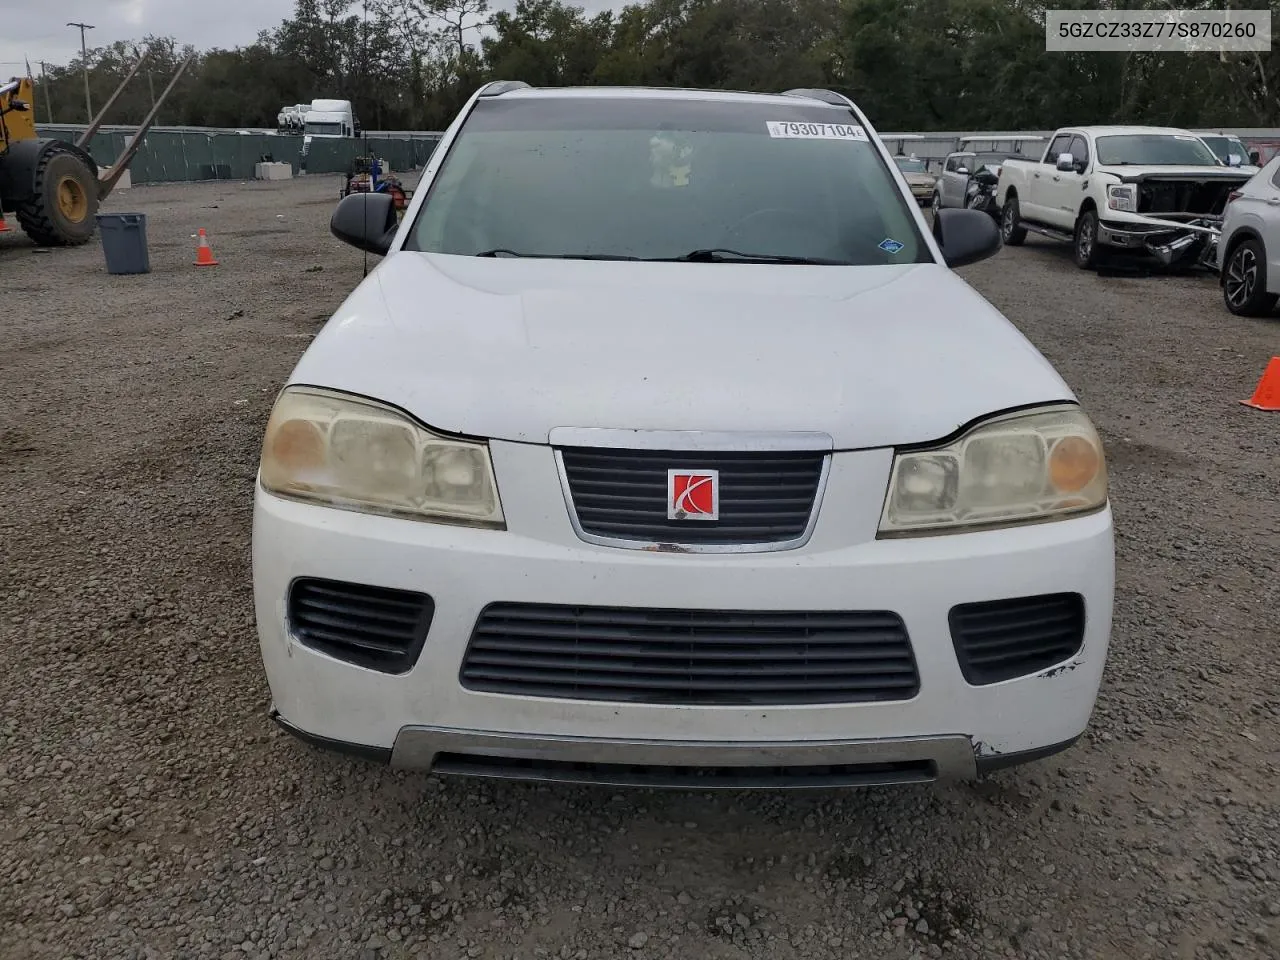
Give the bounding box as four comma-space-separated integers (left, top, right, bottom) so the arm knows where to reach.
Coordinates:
406, 96, 932, 266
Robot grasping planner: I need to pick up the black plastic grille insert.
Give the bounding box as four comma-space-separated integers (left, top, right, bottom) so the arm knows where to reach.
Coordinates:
432, 754, 936, 789
288, 577, 434, 675
949, 593, 1085, 686
461, 602, 919, 705
559, 447, 825, 546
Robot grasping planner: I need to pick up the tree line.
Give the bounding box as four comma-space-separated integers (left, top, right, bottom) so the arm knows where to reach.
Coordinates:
24, 0, 1280, 134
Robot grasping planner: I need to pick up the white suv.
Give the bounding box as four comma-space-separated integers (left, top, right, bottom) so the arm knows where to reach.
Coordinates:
1219, 153, 1280, 316
252, 82, 1114, 789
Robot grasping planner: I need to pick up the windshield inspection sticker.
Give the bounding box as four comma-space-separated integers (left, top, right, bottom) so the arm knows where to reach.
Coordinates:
766, 121, 868, 141
878, 238, 905, 254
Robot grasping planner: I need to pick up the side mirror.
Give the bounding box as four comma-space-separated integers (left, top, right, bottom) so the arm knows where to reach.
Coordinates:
330, 192, 399, 256
1249, 150, 1261, 165
1227, 153, 1242, 167
933, 207, 1001, 269
955, 166, 969, 176
1056, 152, 1075, 172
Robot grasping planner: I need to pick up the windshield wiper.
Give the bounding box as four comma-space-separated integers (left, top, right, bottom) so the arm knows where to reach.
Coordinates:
657, 248, 849, 265
472, 247, 846, 264
474, 248, 640, 260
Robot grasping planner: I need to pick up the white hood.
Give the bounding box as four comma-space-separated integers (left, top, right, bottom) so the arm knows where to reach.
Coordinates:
288, 253, 1073, 448
1099, 163, 1252, 182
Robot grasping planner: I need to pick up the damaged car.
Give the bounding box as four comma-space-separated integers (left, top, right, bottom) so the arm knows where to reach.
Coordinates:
1196, 131, 1262, 175
996, 126, 1252, 270
934, 151, 1018, 217
892, 154, 937, 205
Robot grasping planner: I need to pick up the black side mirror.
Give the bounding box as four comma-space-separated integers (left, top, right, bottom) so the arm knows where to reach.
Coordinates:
933, 207, 1001, 268
1250, 150, 1261, 165
330, 192, 398, 255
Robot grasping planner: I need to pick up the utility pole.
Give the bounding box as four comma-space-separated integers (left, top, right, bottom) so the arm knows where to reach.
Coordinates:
66, 21, 95, 121
133, 45, 157, 112
38, 61, 54, 123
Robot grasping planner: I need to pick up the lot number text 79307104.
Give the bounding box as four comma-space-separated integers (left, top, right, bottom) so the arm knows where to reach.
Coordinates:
766, 122, 869, 141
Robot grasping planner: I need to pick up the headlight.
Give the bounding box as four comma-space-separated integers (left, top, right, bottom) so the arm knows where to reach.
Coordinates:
1107, 184, 1137, 212
878, 405, 1107, 537
259, 386, 505, 528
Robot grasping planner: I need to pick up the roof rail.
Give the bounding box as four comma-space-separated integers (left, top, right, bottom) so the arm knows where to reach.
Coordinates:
780, 88, 852, 108
478, 80, 531, 97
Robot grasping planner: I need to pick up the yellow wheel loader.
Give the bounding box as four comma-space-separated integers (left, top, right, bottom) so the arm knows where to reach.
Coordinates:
0, 52, 192, 247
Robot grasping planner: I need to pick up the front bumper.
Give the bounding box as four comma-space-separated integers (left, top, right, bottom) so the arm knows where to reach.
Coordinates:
909, 184, 935, 204
966, 191, 998, 215
1097, 218, 1219, 267
254, 441, 1115, 787
272, 716, 1083, 787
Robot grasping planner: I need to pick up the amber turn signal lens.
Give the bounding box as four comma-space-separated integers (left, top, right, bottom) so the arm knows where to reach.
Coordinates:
1049, 436, 1100, 493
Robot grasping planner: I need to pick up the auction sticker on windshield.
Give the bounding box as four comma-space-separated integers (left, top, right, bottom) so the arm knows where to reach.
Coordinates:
766, 121, 868, 141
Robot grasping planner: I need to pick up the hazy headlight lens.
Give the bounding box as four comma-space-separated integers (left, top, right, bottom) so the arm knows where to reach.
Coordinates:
960, 429, 1044, 508
260, 386, 505, 528
893, 455, 959, 515
879, 405, 1107, 536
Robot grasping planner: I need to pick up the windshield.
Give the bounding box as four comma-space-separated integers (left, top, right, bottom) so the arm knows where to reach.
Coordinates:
894, 157, 928, 173
1095, 134, 1219, 166
1200, 135, 1250, 164
407, 96, 930, 265
305, 121, 344, 136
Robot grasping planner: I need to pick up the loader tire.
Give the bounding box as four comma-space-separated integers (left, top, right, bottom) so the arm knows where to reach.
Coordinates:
17, 146, 99, 247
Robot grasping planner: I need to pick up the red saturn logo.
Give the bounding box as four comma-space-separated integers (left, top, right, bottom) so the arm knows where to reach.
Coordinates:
668, 469, 719, 521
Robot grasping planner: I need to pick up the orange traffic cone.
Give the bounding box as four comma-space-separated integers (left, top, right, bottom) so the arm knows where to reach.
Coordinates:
1240, 357, 1280, 411
193, 228, 219, 267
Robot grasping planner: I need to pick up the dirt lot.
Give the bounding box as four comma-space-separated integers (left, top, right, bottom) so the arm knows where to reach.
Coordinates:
2, 175, 1278, 960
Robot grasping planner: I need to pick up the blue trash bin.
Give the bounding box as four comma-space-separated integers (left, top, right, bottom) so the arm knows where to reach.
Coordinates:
96, 213, 151, 275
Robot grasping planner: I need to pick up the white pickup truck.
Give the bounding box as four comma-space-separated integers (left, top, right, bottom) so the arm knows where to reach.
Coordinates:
996, 125, 1252, 270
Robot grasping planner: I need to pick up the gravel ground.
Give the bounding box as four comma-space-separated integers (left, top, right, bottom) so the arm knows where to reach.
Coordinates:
2, 175, 1278, 960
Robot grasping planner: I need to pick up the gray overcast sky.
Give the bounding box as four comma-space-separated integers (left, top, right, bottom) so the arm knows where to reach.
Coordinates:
0, 0, 299, 70
0, 1, 616, 72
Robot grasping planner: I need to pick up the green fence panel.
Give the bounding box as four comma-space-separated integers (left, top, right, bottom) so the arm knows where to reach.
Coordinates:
125, 131, 164, 183
209, 134, 244, 179
361, 136, 440, 172
186, 133, 223, 181
86, 132, 123, 169
134, 131, 183, 183
210, 134, 263, 179
265, 136, 305, 174
412, 137, 441, 167
369, 138, 406, 172
305, 137, 364, 174
125, 134, 165, 183
34, 125, 439, 183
